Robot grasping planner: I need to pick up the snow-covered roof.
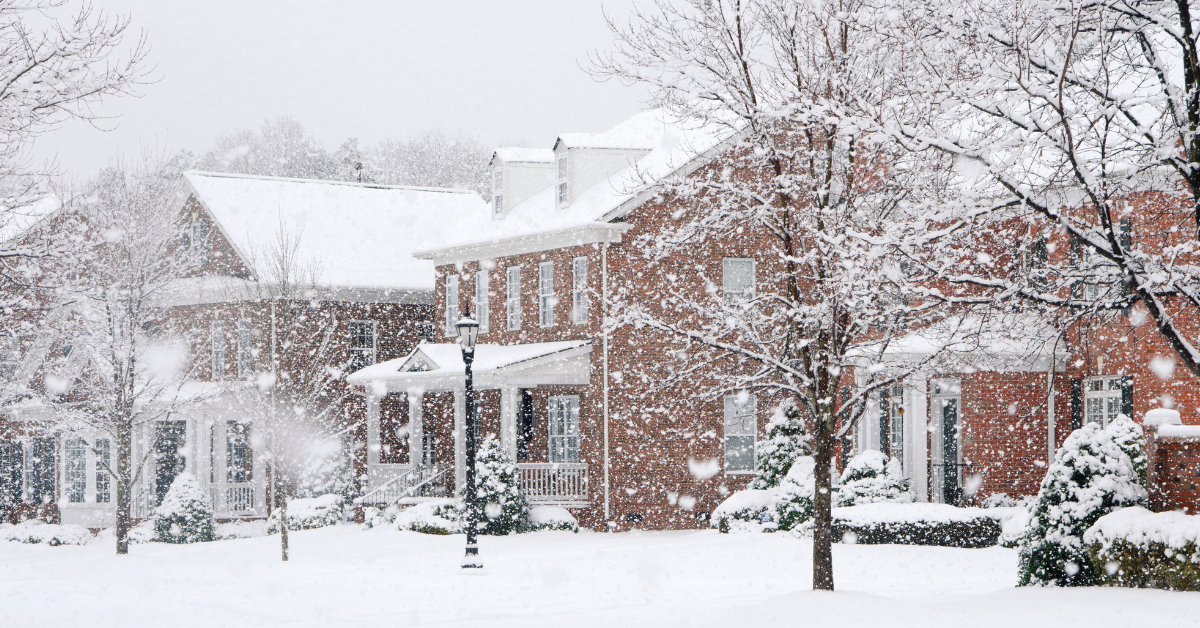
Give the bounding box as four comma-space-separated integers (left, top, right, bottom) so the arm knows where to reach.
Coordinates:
182, 171, 488, 292
416, 110, 732, 261
492, 148, 554, 164
346, 340, 591, 392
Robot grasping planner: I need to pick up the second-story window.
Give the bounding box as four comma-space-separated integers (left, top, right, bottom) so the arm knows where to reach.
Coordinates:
722, 258, 756, 303
538, 261, 555, 327
493, 169, 505, 216
1084, 375, 1124, 427
506, 266, 521, 331
348, 321, 376, 372
182, 218, 211, 265
571, 256, 588, 324
445, 274, 459, 336
211, 320, 225, 380
556, 154, 568, 207
475, 270, 489, 334
0, 334, 19, 379
237, 319, 252, 378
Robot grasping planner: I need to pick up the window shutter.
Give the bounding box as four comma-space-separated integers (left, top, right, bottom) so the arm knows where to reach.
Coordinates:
1070, 379, 1083, 431
1120, 375, 1133, 419
1032, 236, 1048, 290
1069, 233, 1082, 303
879, 394, 889, 456
839, 387, 851, 462
1119, 218, 1133, 313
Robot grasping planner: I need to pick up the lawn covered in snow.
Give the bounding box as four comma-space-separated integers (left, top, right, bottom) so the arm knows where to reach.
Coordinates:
1, 526, 1197, 627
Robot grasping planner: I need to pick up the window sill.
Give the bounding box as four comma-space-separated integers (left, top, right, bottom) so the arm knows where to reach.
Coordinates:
725, 470, 756, 475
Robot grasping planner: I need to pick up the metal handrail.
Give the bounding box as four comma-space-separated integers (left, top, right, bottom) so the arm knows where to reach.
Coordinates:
356, 463, 449, 507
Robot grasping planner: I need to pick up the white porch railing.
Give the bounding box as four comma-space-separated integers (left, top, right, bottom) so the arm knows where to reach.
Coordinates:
226, 486, 255, 513
356, 463, 450, 508
518, 463, 588, 504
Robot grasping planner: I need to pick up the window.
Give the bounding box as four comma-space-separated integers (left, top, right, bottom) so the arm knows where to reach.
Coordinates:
226, 422, 252, 483
548, 396, 580, 463
421, 434, 437, 466
211, 320, 225, 380
64, 438, 85, 503
22, 438, 53, 504
445, 274, 460, 336
884, 384, 905, 470
1075, 219, 1131, 307
475, 270, 490, 334
348, 321, 376, 372
506, 266, 521, 330
0, 334, 18, 378
95, 438, 110, 503
931, 379, 961, 505
181, 219, 211, 265
571, 256, 588, 324
208, 425, 216, 484
417, 321, 435, 344
724, 394, 757, 472
0, 441, 18, 505
538, 262, 555, 327
1085, 375, 1124, 427
237, 319, 252, 378
556, 154, 569, 206
722, 258, 755, 302
493, 169, 505, 216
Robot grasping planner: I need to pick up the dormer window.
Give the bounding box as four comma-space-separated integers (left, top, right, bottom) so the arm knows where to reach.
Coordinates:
556, 154, 568, 207
492, 169, 505, 216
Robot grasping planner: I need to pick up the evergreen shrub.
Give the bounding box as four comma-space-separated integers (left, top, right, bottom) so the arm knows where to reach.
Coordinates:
153, 473, 215, 544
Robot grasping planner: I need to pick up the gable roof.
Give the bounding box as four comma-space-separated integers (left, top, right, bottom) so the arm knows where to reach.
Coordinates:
491, 148, 554, 164
182, 171, 488, 293
346, 340, 591, 392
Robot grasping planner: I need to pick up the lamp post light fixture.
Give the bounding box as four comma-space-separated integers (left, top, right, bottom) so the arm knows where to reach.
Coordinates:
456, 308, 482, 569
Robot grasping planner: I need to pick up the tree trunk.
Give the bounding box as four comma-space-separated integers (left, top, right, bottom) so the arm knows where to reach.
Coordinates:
115, 419, 132, 555
279, 472, 289, 562
811, 408, 835, 591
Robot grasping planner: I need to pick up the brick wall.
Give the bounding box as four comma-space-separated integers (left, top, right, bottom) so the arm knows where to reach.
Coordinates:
1148, 430, 1200, 513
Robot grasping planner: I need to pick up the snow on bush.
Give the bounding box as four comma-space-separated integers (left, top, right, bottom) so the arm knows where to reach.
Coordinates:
713, 456, 815, 533
836, 450, 912, 507
830, 503, 1004, 547
153, 472, 215, 544
371, 498, 464, 535
1, 520, 92, 546
751, 405, 810, 490
981, 493, 1031, 509
1017, 422, 1148, 587
461, 435, 532, 535
529, 506, 580, 533
1084, 506, 1200, 591
95, 520, 155, 544
267, 494, 345, 534
1105, 415, 1148, 488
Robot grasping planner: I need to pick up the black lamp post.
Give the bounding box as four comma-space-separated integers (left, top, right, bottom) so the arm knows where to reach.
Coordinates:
456, 308, 482, 569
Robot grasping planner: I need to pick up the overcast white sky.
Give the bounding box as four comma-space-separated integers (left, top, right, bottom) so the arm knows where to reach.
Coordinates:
31, 0, 649, 178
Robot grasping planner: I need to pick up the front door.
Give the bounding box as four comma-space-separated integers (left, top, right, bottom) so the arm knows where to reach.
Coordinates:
155, 421, 187, 506
941, 396, 961, 505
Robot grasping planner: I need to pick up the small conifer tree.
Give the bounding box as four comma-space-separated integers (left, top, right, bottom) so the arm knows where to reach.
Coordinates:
1105, 415, 1148, 489
153, 473, 215, 544
1017, 422, 1147, 586
774, 456, 816, 531
836, 450, 912, 507
461, 435, 532, 535
751, 405, 811, 490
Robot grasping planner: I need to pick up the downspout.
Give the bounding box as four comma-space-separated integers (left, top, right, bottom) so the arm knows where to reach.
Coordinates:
1047, 360, 1056, 465
602, 242, 611, 529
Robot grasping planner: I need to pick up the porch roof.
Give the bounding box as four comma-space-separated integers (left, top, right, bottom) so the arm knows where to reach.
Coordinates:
347, 340, 592, 393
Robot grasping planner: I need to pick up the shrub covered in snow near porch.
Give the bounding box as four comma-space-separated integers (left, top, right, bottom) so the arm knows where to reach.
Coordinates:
529, 506, 580, 533
154, 473, 215, 544
750, 405, 810, 490
836, 450, 913, 507
1, 520, 92, 546
267, 494, 346, 534
713, 456, 816, 533
1017, 421, 1148, 587
1084, 506, 1200, 592
460, 435, 533, 535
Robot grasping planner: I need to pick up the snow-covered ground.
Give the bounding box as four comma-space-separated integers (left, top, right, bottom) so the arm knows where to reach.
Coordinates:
1, 526, 1196, 627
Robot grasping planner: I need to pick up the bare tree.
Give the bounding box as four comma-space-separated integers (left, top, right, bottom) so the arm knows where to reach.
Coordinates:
596, 0, 963, 590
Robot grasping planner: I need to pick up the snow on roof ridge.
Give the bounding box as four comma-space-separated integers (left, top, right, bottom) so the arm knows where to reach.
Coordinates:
493, 148, 555, 163
183, 170, 477, 195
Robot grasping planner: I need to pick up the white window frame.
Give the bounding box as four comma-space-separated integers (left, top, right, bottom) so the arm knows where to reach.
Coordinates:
444, 274, 460, 336
548, 396, 580, 463
571, 256, 588, 324
886, 384, 905, 471
64, 438, 86, 503
724, 393, 757, 473
538, 261, 555, 327
722, 258, 756, 302
348, 320, 377, 371
236, 319, 252, 378
475, 270, 490, 334
506, 266, 521, 331
211, 320, 225, 380
1084, 375, 1123, 427
556, 153, 569, 207
493, 169, 505, 216
95, 438, 111, 503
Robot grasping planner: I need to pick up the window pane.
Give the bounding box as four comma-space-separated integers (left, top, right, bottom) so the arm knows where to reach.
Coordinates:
65, 439, 85, 503
445, 275, 459, 335
506, 266, 521, 330
725, 435, 755, 471
722, 258, 755, 300
95, 439, 110, 503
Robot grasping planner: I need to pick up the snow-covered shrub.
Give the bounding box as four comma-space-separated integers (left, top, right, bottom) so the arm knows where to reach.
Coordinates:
95, 520, 155, 545
713, 456, 816, 533
1105, 415, 1148, 489
529, 506, 580, 533
981, 493, 1031, 509
153, 472, 214, 544
1084, 506, 1200, 591
831, 503, 1003, 547
837, 450, 912, 507
267, 494, 345, 534
999, 506, 1031, 548
712, 489, 777, 533
1017, 422, 1148, 587
751, 405, 810, 490
294, 439, 359, 503
461, 435, 531, 535
0, 520, 92, 546
391, 499, 464, 535
774, 456, 816, 531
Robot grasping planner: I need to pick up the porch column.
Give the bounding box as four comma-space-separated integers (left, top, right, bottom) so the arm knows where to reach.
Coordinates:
500, 386, 519, 461
454, 388, 466, 491
864, 390, 881, 452
366, 391, 381, 467
408, 389, 424, 466
910, 373, 929, 502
